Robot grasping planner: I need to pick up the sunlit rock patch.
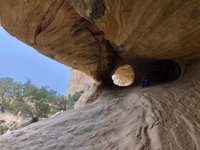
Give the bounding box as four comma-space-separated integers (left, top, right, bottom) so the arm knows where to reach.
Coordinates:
112, 64, 134, 86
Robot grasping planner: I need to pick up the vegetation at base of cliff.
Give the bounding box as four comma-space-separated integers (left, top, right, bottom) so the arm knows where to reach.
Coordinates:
67, 91, 83, 109
49, 91, 83, 111
0, 77, 83, 124
0, 124, 9, 135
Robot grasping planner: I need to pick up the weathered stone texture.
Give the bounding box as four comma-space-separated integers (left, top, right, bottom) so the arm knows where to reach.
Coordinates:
112, 64, 135, 86
0, 1, 200, 149
66, 69, 95, 95
1, 0, 200, 81
0, 60, 200, 150
0, 0, 115, 81
96, 0, 200, 60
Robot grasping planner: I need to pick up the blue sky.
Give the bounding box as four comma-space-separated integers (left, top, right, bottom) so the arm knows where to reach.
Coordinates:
0, 27, 71, 95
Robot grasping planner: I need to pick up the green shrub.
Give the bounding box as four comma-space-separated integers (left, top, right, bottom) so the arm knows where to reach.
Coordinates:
0, 77, 84, 124
5, 101, 22, 115
0, 124, 9, 135
67, 91, 84, 109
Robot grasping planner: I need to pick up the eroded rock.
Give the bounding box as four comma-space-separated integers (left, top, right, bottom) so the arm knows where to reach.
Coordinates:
66, 69, 95, 95
0, 0, 119, 82
0, 1, 200, 149
69, 0, 106, 23
96, 0, 200, 60
112, 64, 134, 86
0, 60, 200, 150
1, 0, 200, 81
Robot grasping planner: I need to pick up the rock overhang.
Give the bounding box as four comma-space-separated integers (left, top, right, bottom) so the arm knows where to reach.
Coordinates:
0, 0, 200, 85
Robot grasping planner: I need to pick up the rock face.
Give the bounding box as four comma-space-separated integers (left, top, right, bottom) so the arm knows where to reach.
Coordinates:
71, 0, 200, 61
66, 69, 94, 95
0, 0, 117, 82
1, 0, 200, 81
0, 1, 200, 149
0, 113, 18, 129
0, 60, 200, 150
112, 64, 135, 86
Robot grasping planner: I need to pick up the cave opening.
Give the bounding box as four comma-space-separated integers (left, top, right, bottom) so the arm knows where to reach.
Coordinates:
111, 60, 182, 87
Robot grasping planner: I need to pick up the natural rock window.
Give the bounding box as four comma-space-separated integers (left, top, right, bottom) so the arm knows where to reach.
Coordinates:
112, 64, 135, 87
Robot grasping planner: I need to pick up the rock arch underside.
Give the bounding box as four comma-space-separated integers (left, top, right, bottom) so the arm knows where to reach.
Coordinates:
0, 0, 200, 149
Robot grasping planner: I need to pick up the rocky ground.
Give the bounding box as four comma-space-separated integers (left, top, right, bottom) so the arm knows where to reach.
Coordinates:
0, 112, 29, 133
0, 60, 199, 150
0, 112, 18, 129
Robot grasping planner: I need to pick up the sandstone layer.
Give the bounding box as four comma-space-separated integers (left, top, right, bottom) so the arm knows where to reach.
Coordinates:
71, 0, 200, 61
0, 0, 118, 82
66, 69, 94, 95
0, 60, 200, 150
0, 1, 200, 149
112, 64, 135, 87
1, 0, 200, 82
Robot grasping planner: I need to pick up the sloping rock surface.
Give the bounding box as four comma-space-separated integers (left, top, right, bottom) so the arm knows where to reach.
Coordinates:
0, 60, 199, 150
